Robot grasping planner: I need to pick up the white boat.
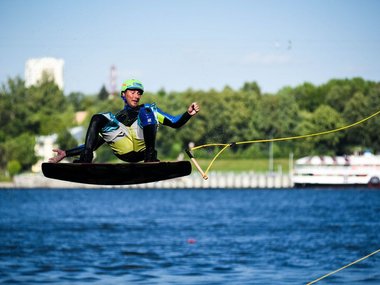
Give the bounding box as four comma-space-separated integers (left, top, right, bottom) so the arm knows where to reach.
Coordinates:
292, 153, 380, 188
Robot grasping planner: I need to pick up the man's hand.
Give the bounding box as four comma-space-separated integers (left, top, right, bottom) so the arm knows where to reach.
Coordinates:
187, 102, 200, 116
48, 149, 66, 163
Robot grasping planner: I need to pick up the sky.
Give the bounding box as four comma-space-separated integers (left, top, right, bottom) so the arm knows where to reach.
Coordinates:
1, 0, 380, 95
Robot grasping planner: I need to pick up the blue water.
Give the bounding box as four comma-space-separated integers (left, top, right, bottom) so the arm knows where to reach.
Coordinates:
0, 189, 379, 285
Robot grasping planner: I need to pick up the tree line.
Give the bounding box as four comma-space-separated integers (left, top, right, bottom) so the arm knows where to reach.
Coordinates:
1, 76, 380, 177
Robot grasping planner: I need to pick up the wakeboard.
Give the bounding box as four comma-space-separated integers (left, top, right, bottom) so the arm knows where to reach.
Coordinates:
41, 161, 192, 185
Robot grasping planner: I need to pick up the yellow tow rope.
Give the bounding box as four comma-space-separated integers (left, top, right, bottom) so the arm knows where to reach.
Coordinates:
185, 109, 380, 283
307, 247, 380, 284
186, 109, 380, 179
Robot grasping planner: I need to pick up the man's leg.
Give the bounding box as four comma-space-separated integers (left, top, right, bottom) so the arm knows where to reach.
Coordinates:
139, 106, 160, 162
143, 124, 159, 162
75, 114, 109, 163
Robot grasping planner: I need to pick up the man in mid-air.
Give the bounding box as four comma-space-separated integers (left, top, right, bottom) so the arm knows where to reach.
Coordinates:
49, 79, 200, 163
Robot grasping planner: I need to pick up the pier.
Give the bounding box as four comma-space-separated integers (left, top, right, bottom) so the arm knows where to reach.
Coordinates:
7, 172, 293, 189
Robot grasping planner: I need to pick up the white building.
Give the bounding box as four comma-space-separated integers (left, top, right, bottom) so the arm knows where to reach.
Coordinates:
25, 57, 64, 90
31, 126, 84, 173
32, 134, 58, 172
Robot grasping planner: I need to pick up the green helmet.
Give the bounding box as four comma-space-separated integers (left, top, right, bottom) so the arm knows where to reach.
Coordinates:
121, 79, 144, 93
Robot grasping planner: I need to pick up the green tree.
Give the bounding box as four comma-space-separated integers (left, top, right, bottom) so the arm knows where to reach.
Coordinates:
0, 77, 76, 174
325, 85, 352, 113
256, 90, 300, 139
323, 77, 373, 112
155, 89, 207, 158
56, 129, 79, 150
157, 88, 166, 97
341, 92, 370, 153
0, 77, 28, 139
366, 83, 380, 152
7, 160, 22, 177
67, 91, 86, 111
295, 105, 345, 156
293, 82, 324, 112
1, 133, 37, 171
240, 81, 261, 97
25, 80, 73, 135
98, 85, 109, 101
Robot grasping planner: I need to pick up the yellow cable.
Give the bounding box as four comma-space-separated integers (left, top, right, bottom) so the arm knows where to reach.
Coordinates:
187, 110, 380, 283
306, 248, 380, 285
191, 143, 228, 151
186, 110, 380, 281
190, 109, 380, 176
204, 144, 230, 174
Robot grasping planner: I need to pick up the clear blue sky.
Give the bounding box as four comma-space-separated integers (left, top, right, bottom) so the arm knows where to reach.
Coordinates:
1, 0, 379, 95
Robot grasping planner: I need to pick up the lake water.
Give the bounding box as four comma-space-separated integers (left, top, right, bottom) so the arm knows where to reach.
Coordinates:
0, 188, 379, 284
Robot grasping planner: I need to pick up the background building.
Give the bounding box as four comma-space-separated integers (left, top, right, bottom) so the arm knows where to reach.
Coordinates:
31, 126, 84, 172
25, 57, 64, 90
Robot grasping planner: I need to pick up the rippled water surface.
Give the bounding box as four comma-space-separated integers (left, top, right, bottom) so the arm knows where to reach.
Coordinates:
1, 188, 380, 284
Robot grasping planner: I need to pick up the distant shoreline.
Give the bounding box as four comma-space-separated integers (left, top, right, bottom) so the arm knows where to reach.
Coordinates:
2, 172, 293, 189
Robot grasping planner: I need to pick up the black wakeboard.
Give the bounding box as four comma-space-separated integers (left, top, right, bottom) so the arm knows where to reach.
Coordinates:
41, 161, 192, 185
